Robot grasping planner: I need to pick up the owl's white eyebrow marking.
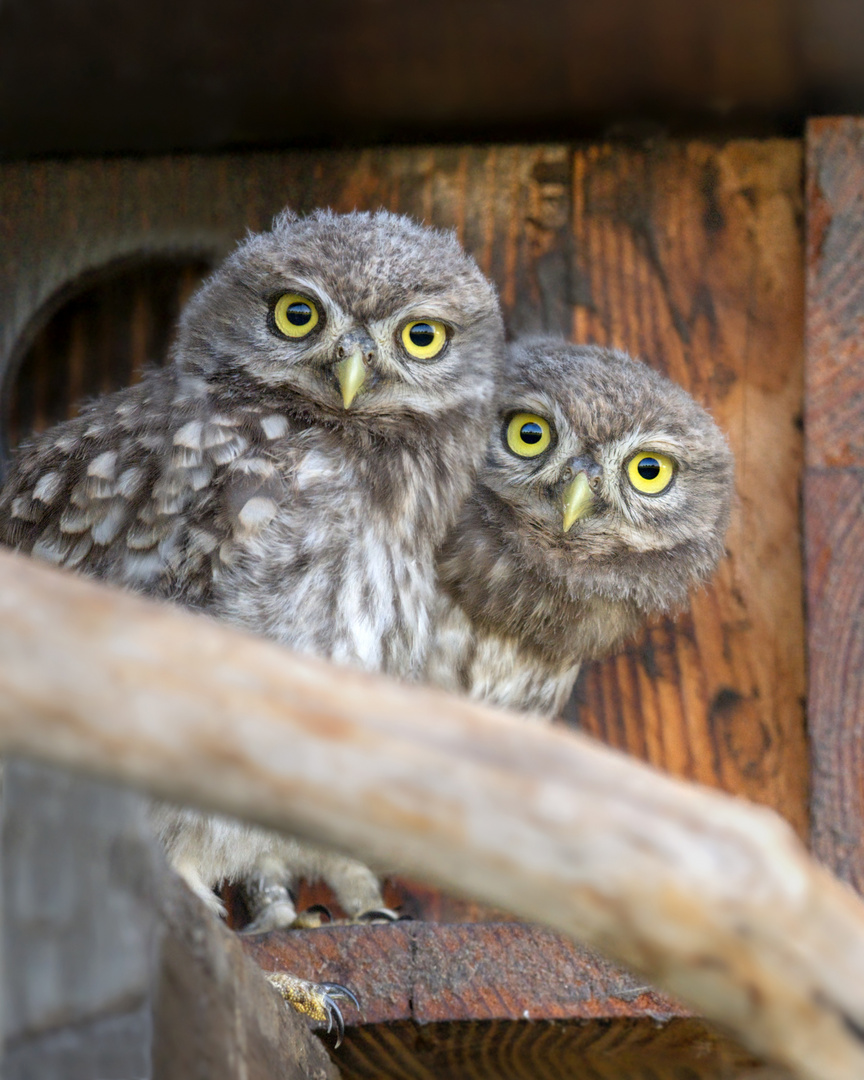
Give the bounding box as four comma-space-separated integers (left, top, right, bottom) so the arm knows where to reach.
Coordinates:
371, 301, 462, 333
613, 430, 685, 462
274, 278, 339, 315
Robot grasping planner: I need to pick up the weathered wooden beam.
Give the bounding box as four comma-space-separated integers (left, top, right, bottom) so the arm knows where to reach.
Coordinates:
0, 547, 861, 1080
1, 759, 339, 1080
805, 117, 864, 892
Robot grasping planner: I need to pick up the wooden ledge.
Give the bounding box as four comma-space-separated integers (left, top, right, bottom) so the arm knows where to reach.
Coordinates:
242, 921, 683, 1027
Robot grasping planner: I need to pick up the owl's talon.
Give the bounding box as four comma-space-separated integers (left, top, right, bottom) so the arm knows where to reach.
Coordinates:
291, 904, 333, 929
266, 973, 360, 1048
320, 983, 360, 1047
355, 907, 401, 923
304, 903, 333, 921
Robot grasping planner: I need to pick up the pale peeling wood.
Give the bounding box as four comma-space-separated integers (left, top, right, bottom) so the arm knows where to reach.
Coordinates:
0, 550, 859, 1080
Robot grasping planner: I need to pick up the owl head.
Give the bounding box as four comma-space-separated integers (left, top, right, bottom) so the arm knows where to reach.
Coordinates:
478, 339, 734, 616
173, 209, 503, 440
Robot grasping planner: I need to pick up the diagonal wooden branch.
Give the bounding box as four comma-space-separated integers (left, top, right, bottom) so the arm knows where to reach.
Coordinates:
0, 546, 860, 1080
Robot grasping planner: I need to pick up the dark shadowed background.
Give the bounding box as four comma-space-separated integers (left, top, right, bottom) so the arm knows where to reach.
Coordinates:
2, 0, 864, 159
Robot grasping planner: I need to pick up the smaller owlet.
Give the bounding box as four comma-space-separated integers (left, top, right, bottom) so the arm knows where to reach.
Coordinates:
425, 338, 734, 718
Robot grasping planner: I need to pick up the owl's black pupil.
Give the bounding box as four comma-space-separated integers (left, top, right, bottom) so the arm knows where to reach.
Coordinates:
286, 302, 312, 326
637, 457, 661, 480
409, 323, 435, 347
520, 422, 543, 444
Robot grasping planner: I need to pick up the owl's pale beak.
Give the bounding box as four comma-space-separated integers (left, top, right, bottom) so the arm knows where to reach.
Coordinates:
335, 347, 368, 409
561, 473, 594, 532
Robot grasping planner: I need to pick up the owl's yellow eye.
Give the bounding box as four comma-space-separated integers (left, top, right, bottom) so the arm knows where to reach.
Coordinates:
401, 320, 447, 359
274, 293, 320, 338
506, 413, 553, 458
627, 452, 675, 495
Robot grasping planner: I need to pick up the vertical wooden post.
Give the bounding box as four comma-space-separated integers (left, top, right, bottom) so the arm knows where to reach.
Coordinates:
805, 117, 864, 888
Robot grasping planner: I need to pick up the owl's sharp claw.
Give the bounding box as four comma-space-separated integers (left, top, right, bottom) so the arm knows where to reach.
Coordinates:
319, 983, 360, 1047
266, 972, 360, 1048
290, 904, 333, 929
319, 982, 361, 1010
304, 903, 333, 921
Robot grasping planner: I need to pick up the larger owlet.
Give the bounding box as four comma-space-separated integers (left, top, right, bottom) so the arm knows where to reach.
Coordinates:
426, 338, 734, 717
0, 209, 505, 1029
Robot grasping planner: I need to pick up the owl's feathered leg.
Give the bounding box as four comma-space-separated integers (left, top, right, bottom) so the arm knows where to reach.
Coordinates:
240, 867, 299, 933
266, 973, 359, 1048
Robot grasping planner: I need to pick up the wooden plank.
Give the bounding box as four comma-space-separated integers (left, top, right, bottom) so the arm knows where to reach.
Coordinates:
567, 140, 809, 839
805, 118, 864, 470
805, 117, 864, 890
242, 924, 683, 1027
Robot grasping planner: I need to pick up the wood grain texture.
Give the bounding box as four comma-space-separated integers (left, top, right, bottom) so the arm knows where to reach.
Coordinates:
804, 117, 864, 890
0, 549, 862, 1080
6, 258, 209, 447
805, 117, 864, 469
331, 1019, 786, 1080
567, 140, 809, 839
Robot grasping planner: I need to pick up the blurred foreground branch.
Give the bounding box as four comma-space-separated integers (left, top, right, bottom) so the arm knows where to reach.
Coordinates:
0, 548, 860, 1080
